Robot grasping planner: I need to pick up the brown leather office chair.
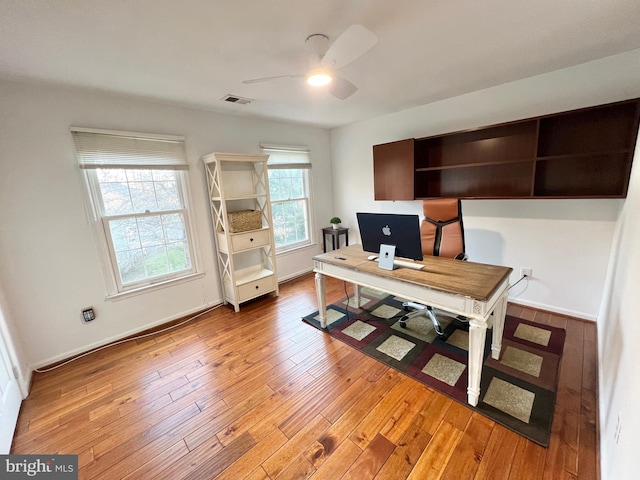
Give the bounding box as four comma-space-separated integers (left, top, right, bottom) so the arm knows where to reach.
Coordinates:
399, 198, 467, 335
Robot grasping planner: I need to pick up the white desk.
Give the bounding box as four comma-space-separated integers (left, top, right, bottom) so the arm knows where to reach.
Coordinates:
313, 245, 512, 406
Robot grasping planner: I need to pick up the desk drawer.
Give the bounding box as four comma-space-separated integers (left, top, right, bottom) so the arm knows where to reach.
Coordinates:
231, 229, 270, 251
237, 275, 275, 301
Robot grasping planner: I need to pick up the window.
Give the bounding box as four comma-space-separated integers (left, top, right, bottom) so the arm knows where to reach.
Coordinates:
72, 128, 197, 294
262, 144, 313, 252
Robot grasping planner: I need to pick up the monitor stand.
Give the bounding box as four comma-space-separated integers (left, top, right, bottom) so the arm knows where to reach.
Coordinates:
378, 244, 396, 270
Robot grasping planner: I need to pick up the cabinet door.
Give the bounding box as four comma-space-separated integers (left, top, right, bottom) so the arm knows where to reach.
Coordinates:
373, 139, 415, 200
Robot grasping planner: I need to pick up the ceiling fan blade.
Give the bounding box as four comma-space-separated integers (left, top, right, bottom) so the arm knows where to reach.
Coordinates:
322, 24, 377, 70
242, 73, 303, 85
329, 76, 358, 100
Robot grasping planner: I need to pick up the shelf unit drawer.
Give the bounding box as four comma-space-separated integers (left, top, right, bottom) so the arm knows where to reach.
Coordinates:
231, 229, 271, 252
237, 275, 276, 302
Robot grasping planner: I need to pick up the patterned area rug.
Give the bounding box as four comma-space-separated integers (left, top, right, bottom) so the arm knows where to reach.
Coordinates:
302, 288, 565, 446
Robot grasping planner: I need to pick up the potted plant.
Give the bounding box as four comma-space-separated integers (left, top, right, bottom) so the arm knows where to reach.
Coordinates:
330, 216, 342, 229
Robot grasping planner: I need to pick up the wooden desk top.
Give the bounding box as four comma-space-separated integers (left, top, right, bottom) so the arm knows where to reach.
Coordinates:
313, 244, 512, 302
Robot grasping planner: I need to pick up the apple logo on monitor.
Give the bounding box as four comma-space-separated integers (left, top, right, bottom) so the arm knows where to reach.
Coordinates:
382, 225, 391, 236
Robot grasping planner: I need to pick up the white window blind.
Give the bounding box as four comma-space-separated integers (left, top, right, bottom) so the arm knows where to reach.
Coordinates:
261, 143, 311, 169
71, 128, 188, 169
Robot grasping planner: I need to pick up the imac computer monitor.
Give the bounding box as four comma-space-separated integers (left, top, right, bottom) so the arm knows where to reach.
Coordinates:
356, 213, 423, 261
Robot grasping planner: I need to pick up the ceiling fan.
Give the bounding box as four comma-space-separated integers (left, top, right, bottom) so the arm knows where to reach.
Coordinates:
242, 24, 377, 100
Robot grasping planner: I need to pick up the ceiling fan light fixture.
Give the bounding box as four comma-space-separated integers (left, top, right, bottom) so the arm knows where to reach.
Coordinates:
306, 67, 333, 87
242, 25, 377, 100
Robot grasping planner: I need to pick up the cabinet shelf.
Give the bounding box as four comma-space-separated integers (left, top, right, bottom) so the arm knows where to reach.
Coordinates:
235, 267, 274, 286
537, 101, 638, 157
416, 157, 533, 172
534, 152, 630, 197
228, 226, 270, 235
416, 161, 533, 199
415, 120, 537, 170
373, 98, 640, 200
535, 149, 630, 161
211, 193, 268, 202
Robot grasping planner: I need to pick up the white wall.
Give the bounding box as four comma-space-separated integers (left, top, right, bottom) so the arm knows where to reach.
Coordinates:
597, 132, 640, 480
330, 49, 640, 320
0, 79, 332, 368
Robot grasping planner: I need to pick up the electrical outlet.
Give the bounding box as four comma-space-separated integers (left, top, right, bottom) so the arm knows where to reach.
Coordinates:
520, 267, 533, 278
81, 307, 96, 323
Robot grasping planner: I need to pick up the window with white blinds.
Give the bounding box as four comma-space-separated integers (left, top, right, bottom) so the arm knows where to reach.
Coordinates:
72, 128, 197, 295
261, 144, 313, 252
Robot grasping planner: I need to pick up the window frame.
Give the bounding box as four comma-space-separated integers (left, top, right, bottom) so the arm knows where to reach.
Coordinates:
73, 128, 201, 298
268, 168, 313, 252
262, 144, 315, 254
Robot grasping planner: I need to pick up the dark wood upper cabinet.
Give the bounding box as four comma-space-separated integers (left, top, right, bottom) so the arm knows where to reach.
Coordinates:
373, 98, 640, 200
373, 139, 415, 200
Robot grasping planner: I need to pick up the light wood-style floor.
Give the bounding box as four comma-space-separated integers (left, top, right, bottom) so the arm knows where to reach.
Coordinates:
12, 273, 598, 479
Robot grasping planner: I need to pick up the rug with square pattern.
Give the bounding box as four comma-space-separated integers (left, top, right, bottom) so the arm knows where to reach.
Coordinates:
302, 288, 565, 446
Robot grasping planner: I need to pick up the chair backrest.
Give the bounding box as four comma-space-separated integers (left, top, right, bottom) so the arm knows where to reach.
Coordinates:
420, 199, 465, 259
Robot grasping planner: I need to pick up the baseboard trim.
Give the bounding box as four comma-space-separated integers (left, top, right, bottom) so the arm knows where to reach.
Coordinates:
31, 299, 224, 371
508, 297, 595, 322
278, 268, 314, 283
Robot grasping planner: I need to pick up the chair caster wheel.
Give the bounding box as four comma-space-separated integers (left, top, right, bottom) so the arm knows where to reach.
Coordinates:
400, 321, 407, 329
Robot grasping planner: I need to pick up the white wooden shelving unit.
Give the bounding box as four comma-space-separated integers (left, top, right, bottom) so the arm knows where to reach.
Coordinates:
202, 152, 278, 311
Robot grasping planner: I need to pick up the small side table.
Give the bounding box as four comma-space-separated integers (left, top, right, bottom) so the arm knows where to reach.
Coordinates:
322, 227, 349, 253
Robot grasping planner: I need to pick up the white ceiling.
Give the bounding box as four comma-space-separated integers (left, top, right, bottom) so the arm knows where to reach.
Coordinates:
1, 0, 640, 129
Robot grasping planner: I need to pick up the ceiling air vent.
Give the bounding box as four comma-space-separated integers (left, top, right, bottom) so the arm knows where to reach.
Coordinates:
221, 94, 252, 105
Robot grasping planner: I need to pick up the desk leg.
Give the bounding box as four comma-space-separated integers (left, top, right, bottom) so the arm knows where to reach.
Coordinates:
315, 272, 327, 328
467, 318, 488, 407
353, 284, 361, 309
491, 290, 508, 360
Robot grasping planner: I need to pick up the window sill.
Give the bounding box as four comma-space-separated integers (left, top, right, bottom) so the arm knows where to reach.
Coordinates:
276, 242, 317, 256
106, 272, 205, 301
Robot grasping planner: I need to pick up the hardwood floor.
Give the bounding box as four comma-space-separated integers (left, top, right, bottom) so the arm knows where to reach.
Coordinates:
12, 273, 598, 479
